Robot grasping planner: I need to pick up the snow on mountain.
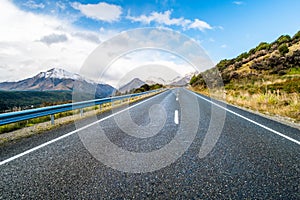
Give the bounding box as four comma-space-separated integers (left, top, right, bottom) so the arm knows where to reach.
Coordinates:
169, 72, 197, 86
119, 72, 198, 92
38, 68, 95, 84
145, 76, 167, 85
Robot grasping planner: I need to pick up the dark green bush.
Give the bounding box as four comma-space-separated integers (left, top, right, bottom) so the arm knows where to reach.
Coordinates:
276, 35, 291, 45
255, 42, 271, 52
278, 44, 289, 55
292, 31, 300, 41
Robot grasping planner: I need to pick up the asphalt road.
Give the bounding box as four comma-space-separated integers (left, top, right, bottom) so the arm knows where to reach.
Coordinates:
0, 88, 299, 199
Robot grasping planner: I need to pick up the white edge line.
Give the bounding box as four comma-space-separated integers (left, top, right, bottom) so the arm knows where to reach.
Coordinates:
174, 110, 179, 124
187, 89, 300, 145
0, 90, 168, 166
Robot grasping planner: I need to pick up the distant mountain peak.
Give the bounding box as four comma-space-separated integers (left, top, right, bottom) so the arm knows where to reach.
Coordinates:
0, 68, 115, 98
38, 68, 80, 80
118, 78, 145, 93
145, 76, 166, 85
37, 68, 96, 84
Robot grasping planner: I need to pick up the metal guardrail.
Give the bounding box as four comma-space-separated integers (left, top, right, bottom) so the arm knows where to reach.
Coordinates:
0, 89, 164, 126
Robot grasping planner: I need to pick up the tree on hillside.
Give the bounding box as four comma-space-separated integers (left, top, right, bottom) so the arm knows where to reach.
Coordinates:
150, 83, 163, 90
254, 42, 271, 52
292, 31, 300, 41
276, 35, 291, 45
190, 75, 198, 85
236, 52, 250, 62
216, 59, 234, 71
133, 83, 163, 93
278, 43, 289, 55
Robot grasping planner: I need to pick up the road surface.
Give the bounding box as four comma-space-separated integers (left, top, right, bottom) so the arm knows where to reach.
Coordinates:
0, 88, 299, 199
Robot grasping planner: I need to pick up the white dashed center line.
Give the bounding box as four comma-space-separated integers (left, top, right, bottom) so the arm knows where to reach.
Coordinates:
174, 110, 179, 124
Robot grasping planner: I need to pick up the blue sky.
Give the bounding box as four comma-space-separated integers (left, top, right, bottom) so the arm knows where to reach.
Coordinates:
1, 0, 300, 85
13, 0, 300, 60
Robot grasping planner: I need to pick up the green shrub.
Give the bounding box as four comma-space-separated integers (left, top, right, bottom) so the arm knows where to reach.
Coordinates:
278, 43, 289, 55
236, 52, 250, 61
276, 35, 291, 44
292, 31, 300, 41
216, 59, 234, 71
190, 75, 198, 85
255, 42, 271, 52
288, 67, 300, 75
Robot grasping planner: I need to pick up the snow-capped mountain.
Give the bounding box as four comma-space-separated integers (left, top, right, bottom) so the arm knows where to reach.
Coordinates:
118, 72, 197, 92
169, 72, 197, 86
145, 72, 197, 86
0, 68, 115, 98
145, 76, 167, 85
37, 68, 95, 84
118, 78, 145, 93
39, 68, 80, 79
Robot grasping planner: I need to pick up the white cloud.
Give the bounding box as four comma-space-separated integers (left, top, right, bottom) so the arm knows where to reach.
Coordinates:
233, 1, 244, 5
216, 26, 224, 30
104, 50, 196, 87
56, 2, 66, 10
0, 0, 114, 82
72, 2, 122, 22
23, 0, 45, 9
73, 32, 101, 44
127, 10, 190, 28
0, 1, 210, 86
127, 10, 212, 32
188, 19, 212, 31
221, 44, 227, 48
39, 33, 68, 45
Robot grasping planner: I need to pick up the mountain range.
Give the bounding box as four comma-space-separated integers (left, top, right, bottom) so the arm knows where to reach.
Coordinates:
0, 67, 195, 97
0, 68, 115, 98
118, 73, 195, 93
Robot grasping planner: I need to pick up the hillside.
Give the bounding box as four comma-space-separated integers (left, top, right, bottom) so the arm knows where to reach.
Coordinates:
118, 78, 146, 93
190, 30, 300, 122
0, 91, 72, 113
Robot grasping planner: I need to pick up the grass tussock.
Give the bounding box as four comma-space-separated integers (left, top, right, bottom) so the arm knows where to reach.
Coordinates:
226, 90, 300, 122
192, 86, 300, 123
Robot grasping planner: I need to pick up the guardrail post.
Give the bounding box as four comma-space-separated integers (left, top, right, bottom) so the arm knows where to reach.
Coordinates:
50, 115, 55, 125
80, 108, 84, 117
99, 104, 102, 112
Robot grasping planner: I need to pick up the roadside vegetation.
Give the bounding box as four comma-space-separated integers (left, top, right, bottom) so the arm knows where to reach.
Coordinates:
0, 90, 73, 113
133, 83, 164, 93
190, 30, 300, 122
115, 83, 164, 96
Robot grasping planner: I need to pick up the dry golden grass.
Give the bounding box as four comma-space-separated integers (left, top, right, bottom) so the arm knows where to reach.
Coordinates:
236, 63, 251, 74
192, 87, 300, 123
226, 90, 300, 122
289, 41, 300, 53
